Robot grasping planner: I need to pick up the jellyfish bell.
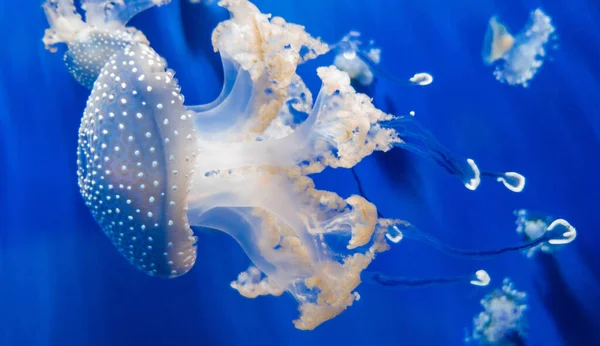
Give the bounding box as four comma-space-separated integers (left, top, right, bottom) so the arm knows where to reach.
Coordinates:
482, 16, 515, 66
77, 43, 198, 278
466, 278, 528, 345
42, 0, 170, 88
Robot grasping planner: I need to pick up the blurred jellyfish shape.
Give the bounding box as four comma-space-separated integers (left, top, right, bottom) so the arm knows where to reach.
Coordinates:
45, 0, 531, 330
333, 32, 432, 87
482, 9, 556, 87
42, 0, 171, 88
514, 209, 577, 257
333, 31, 381, 86
466, 278, 528, 345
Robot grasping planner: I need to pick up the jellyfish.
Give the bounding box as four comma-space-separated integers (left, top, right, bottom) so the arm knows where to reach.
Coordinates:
333, 32, 433, 87
514, 209, 576, 258
482, 9, 556, 87
44, 0, 532, 330
466, 278, 528, 346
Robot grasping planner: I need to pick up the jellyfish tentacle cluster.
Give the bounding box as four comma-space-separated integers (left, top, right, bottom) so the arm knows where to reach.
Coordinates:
44, 0, 549, 330
466, 278, 528, 345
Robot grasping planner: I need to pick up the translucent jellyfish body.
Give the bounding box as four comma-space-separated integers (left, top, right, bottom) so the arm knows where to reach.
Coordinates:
514, 209, 576, 258
45, 0, 537, 330
482, 9, 556, 87
466, 278, 528, 345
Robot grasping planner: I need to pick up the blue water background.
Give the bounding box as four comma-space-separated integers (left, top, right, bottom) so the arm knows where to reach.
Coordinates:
1, 0, 599, 345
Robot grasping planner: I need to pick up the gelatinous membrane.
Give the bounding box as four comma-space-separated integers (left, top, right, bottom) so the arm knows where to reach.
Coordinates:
482, 9, 556, 87
466, 278, 528, 345
45, 0, 548, 330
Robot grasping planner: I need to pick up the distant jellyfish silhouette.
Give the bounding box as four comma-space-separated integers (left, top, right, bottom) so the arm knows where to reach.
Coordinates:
466, 278, 528, 345
45, 0, 542, 330
482, 9, 556, 87
514, 209, 576, 258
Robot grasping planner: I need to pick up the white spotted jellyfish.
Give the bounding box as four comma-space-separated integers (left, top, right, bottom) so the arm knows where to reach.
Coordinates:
43, 0, 574, 330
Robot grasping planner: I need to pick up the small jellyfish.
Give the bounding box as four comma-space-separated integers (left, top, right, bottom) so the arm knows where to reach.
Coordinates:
482, 9, 556, 87
514, 209, 577, 258
466, 278, 528, 346
333, 32, 433, 88
482, 17, 515, 66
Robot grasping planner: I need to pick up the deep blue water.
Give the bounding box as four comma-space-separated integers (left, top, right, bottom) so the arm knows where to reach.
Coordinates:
1, 0, 599, 345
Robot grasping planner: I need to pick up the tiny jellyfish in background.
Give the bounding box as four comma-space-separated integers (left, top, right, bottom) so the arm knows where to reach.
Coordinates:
333, 32, 433, 87
333, 32, 381, 86
466, 278, 528, 346
514, 209, 577, 258
44, 0, 546, 330
482, 9, 556, 87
